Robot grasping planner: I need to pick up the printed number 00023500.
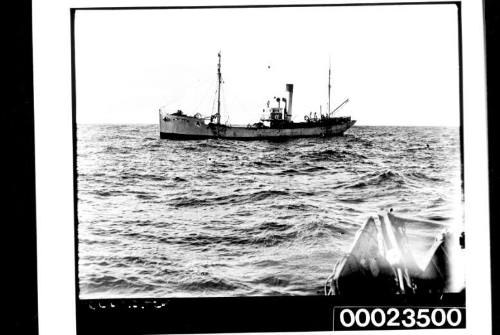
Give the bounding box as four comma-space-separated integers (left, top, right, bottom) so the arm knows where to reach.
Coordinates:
334, 307, 464, 330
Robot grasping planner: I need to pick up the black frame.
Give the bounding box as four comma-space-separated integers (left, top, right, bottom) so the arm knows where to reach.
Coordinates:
8, 1, 38, 334
71, 2, 465, 334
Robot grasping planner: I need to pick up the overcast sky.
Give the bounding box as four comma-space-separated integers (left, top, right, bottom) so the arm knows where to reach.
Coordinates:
75, 4, 460, 126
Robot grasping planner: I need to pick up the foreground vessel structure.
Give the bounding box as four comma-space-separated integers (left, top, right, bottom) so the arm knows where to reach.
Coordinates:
159, 53, 356, 140
325, 211, 465, 296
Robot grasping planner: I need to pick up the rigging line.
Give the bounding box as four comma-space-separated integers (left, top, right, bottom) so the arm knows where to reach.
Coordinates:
225, 84, 249, 118
212, 70, 222, 118
218, 83, 228, 124
192, 81, 215, 115
222, 86, 231, 125
211, 87, 218, 117
163, 76, 212, 107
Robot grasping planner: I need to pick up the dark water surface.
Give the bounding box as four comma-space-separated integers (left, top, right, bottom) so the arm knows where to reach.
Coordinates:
77, 125, 462, 298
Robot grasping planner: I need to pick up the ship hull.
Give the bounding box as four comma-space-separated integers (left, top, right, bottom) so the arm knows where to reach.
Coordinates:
159, 113, 356, 140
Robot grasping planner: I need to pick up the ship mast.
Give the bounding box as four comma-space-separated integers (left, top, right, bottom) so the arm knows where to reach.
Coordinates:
328, 58, 331, 117
216, 51, 222, 124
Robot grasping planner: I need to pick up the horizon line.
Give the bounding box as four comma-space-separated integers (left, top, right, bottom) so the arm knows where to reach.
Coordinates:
76, 121, 460, 127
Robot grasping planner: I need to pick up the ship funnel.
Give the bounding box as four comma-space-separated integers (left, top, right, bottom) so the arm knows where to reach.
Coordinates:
285, 84, 293, 122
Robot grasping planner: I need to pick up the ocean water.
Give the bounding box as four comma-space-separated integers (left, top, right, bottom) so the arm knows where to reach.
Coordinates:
77, 125, 463, 298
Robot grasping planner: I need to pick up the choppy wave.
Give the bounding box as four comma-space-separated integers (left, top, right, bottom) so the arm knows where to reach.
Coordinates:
77, 125, 463, 298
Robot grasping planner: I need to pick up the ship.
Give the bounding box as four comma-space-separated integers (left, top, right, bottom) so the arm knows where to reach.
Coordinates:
159, 52, 356, 140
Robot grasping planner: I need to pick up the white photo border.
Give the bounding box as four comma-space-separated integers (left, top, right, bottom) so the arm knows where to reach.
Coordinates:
33, 0, 490, 334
